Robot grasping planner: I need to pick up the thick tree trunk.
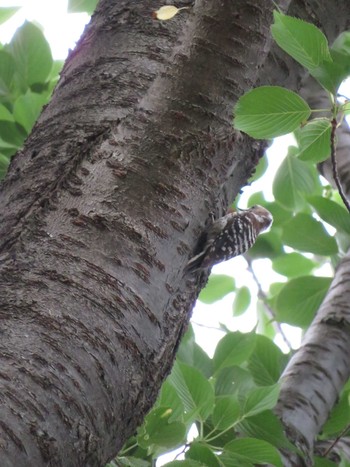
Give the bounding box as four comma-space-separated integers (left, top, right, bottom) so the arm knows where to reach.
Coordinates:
0, 0, 350, 465
0, 0, 281, 465
275, 249, 350, 466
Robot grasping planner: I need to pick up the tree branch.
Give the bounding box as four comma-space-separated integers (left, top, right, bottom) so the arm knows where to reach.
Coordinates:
276, 249, 350, 463
330, 117, 350, 212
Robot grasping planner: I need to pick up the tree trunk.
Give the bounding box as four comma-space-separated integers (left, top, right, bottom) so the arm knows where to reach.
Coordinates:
0, 0, 349, 466
0, 1, 280, 465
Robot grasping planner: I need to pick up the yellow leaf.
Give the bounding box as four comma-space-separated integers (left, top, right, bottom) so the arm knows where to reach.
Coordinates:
154, 5, 179, 21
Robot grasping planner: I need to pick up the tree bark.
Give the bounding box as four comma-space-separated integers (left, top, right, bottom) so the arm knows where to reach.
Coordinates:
275, 248, 350, 466
0, 0, 283, 465
0, 0, 350, 466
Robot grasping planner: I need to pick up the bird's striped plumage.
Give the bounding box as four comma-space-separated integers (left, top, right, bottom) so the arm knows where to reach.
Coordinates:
185, 205, 273, 272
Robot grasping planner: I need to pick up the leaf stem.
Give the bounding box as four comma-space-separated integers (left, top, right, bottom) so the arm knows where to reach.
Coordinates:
118, 442, 138, 456
322, 424, 350, 458
204, 419, 241, 443
310, 108, 333, 113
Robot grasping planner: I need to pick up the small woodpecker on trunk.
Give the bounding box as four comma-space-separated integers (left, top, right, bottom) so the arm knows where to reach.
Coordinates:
185, 205, 273, 272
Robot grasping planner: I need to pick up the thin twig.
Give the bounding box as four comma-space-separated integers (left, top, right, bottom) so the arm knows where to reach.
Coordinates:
191, 321, 227, 332
322, 424, 350, 458
244, 255, 293, 351
330, 117, 350, 212
174, 444, 189, 460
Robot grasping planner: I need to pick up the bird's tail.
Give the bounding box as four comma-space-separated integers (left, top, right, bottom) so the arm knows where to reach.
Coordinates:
184, 251, 206, 273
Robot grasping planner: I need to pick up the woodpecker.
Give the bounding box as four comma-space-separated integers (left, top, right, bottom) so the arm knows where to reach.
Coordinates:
185, 205, 273, 272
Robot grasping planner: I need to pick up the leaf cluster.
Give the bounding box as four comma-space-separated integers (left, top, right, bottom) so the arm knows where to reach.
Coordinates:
116, 328, 291, 466
0, 9, 63, 179
234, 12, 350, 151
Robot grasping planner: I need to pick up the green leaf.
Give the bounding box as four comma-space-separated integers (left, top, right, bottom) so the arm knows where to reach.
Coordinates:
311, 32, 350, 94
167, 362, 214, 422
248, 230, 284, 259
344, 101, 350, 116
282, 213, 338, 255
164, 461, 203, 467
330, 32, 350, 82
137, 407, 186, 449
311, 61, 345, 95
271, 11, 331, 72
221, 438, 283, 467
296, 119, 331, 163
256, 301, 276, 341
331, 32, 350, 63
213, 332, 256, 372
68, 0, 98, 14
177, 329, 213, 378
0, 50, 15, 98
308, 196, 350, 235
322, 392, 350, 437
212, 396, 240, 430
13, 91, 47, 133
157, 380, 184, 421
199, 274, 235, 304
247, 335, 286, 386
243, 384, 280, 418
215, 366, 255, 396
0, 153, 10, 180
314, 457, 338, 467
186, 443, 221, 467
48, 59, 64, 82
0, 104, 14, 122
7, 21, 53, 88
232, 287, 251, 316
276, 276, 332, 327
238, 411, 294, 451
234, 86, 311, 139
247, 191, 266, 207
114, 457, 151, 467
272, 253, 316, 278
263, 201, 292, 226
202, 421, 235, 451
273, 153, 317, 210
269, 282, 285, 297
0, 137, 18, 154
0, 121, 26, 147
0, 7, 20, 26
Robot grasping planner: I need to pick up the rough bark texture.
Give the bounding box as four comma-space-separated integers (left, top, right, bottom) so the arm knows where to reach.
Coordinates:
0, 0, 284, 465
1, 0, 350, 465
275, 248, 350, 466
